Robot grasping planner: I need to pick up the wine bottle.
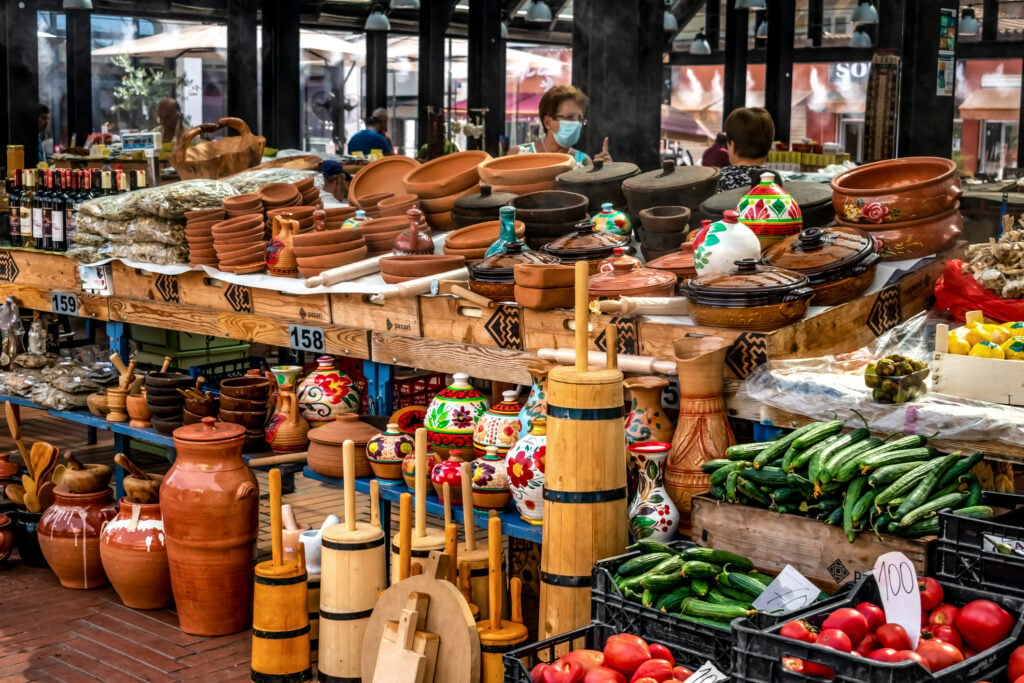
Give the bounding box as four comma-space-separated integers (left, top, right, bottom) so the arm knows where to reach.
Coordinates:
51, 170, 65, 252
24, 171, 43, 250
40, 170, 53, 251
8, 171, 22, 247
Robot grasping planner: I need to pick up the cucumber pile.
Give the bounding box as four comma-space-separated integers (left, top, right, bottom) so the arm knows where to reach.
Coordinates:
704, 420, 995, 541
612, 540, 772, 629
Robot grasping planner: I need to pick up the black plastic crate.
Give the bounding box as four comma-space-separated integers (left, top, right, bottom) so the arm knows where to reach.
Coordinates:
186, 356, 268, 391
502, 622, 707, 683
730, 573, 1024, 683
935, 491, 1024, 599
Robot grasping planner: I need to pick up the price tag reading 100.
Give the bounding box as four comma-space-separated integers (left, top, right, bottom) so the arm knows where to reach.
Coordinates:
288, 324, 326, 355
872, 551, 922, 647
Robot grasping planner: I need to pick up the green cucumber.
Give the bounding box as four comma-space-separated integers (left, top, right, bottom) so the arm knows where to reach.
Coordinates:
681, 560, 722, 579
792, 420, 845, 449
655, 585, 693, 611
626, 539, 679, 555
893, 454, 959, 520
718, 571, 768, 598
851, 488, 880, 526
824, 506, 844, 526
747, 571, 774, 586
856, 435, 928, 462
647, 555, 685, 576
642, 588, 655, 607
814, 428, 870, 481
640, 571, 688, 591
711, 461, 749, 486
701, 459, 734, 474
707, 588, 751, 608
951, 505, 994, 519
690, 578, 710, 596
843, 475, 869, 543
676, 613, 731, 630
867, 461, 925, 488
680, 597, 755, 621
718, 583, 759, 603
899, 492, 967, 528
781, 444, 804, 473
829, 438, 885, 483
709, 484, 726, 500
725, 441, 773, 461
737, 478, 771, 506
904, 517, 940, 537
859, 447, 937, 474
742, 466, 790, 487
752, 421, 841, 469
938, 451, 985, 487
679, 547, 754, 572
875, 457, 952, 507
725, 470, 740, 503
616, 551, 674, 577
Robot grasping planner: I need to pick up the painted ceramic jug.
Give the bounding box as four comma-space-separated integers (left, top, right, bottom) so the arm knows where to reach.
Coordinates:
402, 448, 440, 490
296, 355, 360, 426
341, 209, 368, 230
471, 446, 512, 511
624, 376, 674, 445
424, 373, 489, 457
505, 417, 547, 525
692, 209, 761, 276
518, 360, 553, 439
266, 390, 310, 456
366, 422, 415, 480
430, 450, 466, 504
628, 442, 680, 542
270, 364, 303, 391
266, 215, 299, 277
737, 172, 803, 249
592, 202, 632, 237
472, 390, 523, 457
38, 486, 117, 589
99, 498, 172, 609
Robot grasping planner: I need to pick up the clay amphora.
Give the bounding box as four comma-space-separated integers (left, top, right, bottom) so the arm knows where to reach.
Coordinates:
628, 442, 680, 542
665, 336, 735, 531
99, 498, 172, 609
266, 390, 310, 456
163, 418, 259, 636
266, 215, 300, 277
366, 422, 415, 480
430, 450, 466, 504
296, 355, 360, 426
518, 360, 553, 439
471, 446, 512, 511
37, 486, 116, 589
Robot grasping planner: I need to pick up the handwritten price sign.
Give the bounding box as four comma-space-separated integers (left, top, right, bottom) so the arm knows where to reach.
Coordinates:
683, 661, 727, 683
873, 551, 921, 647
752, 565, 821, 615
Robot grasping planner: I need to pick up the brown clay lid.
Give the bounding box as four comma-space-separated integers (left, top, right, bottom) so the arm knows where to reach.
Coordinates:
173, 416, 246, 442
686, 259, 812, 306
647, 242, 697, 279
761, 226, 879, 283
588, 258, 677, 296
454, 185, 518, 212
541, 221, 629, 258
622, 160, 718, 192
702, 180, 833, 214
470, 241, 561, 282
307, 414, 382, 445
556, 158, 640, 185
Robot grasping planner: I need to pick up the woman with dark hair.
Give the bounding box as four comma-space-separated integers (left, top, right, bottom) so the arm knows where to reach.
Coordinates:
510, 85, 612, 166
717, 107, 775, 191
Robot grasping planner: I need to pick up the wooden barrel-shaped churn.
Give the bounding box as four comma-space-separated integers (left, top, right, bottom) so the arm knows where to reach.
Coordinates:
461, 465, 503, 621
389, 429, 446, 582
307, 572, 320, 665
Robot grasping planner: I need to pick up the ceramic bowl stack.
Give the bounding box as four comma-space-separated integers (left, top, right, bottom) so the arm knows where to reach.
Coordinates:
451, 185, 517, 228
222, 192, 264, 218
183, 392, 218, 425
184, 208, 225, 268
442, 220, 526, 261
361, 213, 429, 257
377, 193, 420, 217
379, 254, 467, 284
509, 190, 590, 250
637, 206, 691, 261
211, 214, 268, 274
294, 176, 320, 206
830, 156, 962, 260
218, 376, 273, 452
266, 206, 317, 234
145, 372, 195, 436
349, 156, 420, 209
259, 183, 302, 212
357, 192, 394, 219
478, 153, 574, 195
293, 227, 369, 278
402, 150, 491, 232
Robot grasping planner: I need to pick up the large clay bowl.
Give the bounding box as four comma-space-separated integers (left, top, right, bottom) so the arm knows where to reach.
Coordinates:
215, 244, 267, 265
188, 248, 217, 261
478, 153, 574, 186
442, 244, 487, 260
294, 176, 316, 192
259, 183, 302, 207
418, 185, 482, 214
687, 297, 812, 331
222, 193, 263, 211
510, 191, 589, 224
294, 246, 370, 270
292, 239, 367, 259
381, 273, 419, 284
424, 211, 456, 232
348, 156, 420, 207
145, 373, 195, 390
185, 218, 220, 233
492, 180, 559, 195
364, 234, 402, 253
219, 376, 272, 400
379, 255, 466, 278
151, 416, 184, 435
513, 263, 576, 288
218, 394, 266, 412
213, 228, 266, 246
215, 234, 267, 251
185, 208, 225, 222
355, 192, 394, 212
362, 215, 425, 236
444, 220, 526, 250
211, 216, 264, 237
377, 193, 419, 214
402, 150, 491, 199
834, 202, 962, 261
267, 206, 317, 221
830, 156, 961, 224
324, 206, 357, 220
147, 403, 185, 419
218, 408, 267, 429
639, 206, 691, 234
219, 252, 268, 269
293, 227, 366, 249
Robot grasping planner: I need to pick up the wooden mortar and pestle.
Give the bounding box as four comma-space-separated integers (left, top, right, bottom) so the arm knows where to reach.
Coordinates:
114, 453, 163, 504
59, 451, 112, 494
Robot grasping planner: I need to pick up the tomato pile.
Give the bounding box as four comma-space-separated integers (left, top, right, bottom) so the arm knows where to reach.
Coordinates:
528, 634, 695, 683
777, 577, 1019, 678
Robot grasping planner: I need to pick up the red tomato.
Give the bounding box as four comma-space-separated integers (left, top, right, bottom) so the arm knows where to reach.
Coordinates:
855, 602, 886, 632
918, 578, 944, 612
647, 644, 675, 667
928, 603, 959, 626
532, 663, 552, 683
603, 634, 651, 676
543, 660, 585, 683
781, 657, 804, 672
1009, 644, 1024, 681
631, 679, 658, 683
562, 650, 606, 673
584, 667, 626, 683
855, 632, 880, 657
956, 600, 1015, 652
816, 629, 852, 653
875, 623, 913, 650
801, 659, 836, 678
822, 608, 869, 644
780, 619, 819, 643
1014, 677, 1024, 683
670, 666, 693, 681
628, 659, 674, 683
893, 650, 931, 670
916, 639, 964, 672
867, 648, 901, 662
926, 624, 963, 649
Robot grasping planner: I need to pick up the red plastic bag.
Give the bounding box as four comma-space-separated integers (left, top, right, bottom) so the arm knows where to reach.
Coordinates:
933, 259, 1024, 322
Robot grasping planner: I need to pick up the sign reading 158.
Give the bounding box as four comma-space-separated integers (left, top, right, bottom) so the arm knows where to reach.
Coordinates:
288, 324, 326, 354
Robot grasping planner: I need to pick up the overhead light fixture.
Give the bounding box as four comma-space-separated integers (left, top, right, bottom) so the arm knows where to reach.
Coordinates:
664, 1, 678, 33
62, 0, 93, 8
850, 26, 873, 47
526, 0, 553, 23
734, 0, 766, 9
851, 2, 879, 24
391, 0, 420, 8
756, 19, 768, 38
364, 4, 391, 31
960, 6, 980, 35
689, 31, 712, 54
501, 21, 509, 39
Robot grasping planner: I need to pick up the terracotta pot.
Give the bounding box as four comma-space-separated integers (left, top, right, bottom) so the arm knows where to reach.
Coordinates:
454, 184, 518, 221
0, 512, 13, 564
513, 262, 576, 288
509, 191, 589, 224
761, 226, 881, 306
293, 226, 365, 248
638, 206, 690, 234
292, 240, 367, 260
259, 182, 302, 206
222, 192, 263, 209
469, 241, 561, 302
294, 176, 315, 192
402, 150, 491, 199
628, 442, 680, 541
479, 152, 574, 186
445, 220, 527, 250
834, 202, 962, 261
211, 214, 264, 233
186, 207, 225, 221
700, 180, 834, 232
362, 214, 426, 235
441, 244, 488, 260
185, 218, 220, 233
266, 391, 310, 456
418, 184, 482, 214
99, 499, 172, 609
219, 407, 268, 429
216, 394, 261, 412
366, 423, 415, 480
306, 414, 380, 478
646, 242, 697, 280
540, 220, 629, 265
295, 247, 372, 274
684, 259, 814, 331
641, 230, 688, 252
401, 448, 440, 490
164, 418, 258, 635
624, 376, 674, 446
38, 486, 116, 589
831, 156, 961, 224
377, 193, 419, 215
555, 159, 640, 213
220, 376, 272, 400
514, 284, 574, 310
505, 418, 546, 525
588, 255, 677, 300
267, 206, 317, 221
348, 156, 420, 207
380, 273, 419, 284
736, 172, 804, 249
491, 180, 559, 194
380, 254, 466, 278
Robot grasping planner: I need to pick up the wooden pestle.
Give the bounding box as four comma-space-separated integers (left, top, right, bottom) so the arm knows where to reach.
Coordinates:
444, 523, 458, 585
270, 468, 283, 567
398, 492, 412, 581
487, 516, 502, 632
461, 463, 476, 552
114, 452, 150, 480
414, 428, 428, 539
370, 480, 381, 529
343, 440, 356, 532
605, 324, 618, 370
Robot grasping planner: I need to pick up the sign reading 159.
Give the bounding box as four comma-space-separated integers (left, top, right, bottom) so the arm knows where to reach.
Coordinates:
51, 291, 81, 316
288, 324, 326, 354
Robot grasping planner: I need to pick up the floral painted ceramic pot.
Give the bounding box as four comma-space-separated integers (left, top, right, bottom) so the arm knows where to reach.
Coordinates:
736, 172, 803, 249
628, 442, 679, 542
592, 203, 632, 237
472, 390, 523, 457
296, 356, 360, 426
366, 423, 415, 480
471, 446, 512, 511
424, 373, 489, 456
518, 361, 553, 439
402, 448, 440, 490
430, 451, 466, 504
830, 156, 960, 224
693, 209, 762, 276
505, 418, 547, 525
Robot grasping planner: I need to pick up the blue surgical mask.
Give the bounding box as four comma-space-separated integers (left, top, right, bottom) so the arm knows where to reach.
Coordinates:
552, 120, 582, 148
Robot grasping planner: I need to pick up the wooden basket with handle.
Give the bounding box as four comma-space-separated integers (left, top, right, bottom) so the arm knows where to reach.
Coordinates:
170, 116, 266, 180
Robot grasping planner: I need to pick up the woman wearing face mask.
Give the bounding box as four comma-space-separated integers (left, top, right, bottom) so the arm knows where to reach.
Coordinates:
510, 85, 612, 166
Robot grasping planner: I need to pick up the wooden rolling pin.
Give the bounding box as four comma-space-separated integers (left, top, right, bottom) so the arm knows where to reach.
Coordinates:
537, 347, 678, 376
369, 268, 470, 304
303, 253, 392, 288
591, 296, 690, 316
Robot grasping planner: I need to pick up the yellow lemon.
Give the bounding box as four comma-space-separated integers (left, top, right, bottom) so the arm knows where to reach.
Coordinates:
983, 324, 1012, 345
964, 322, 992, 346
1001, 336, 1024, 360
969, 341, 1005, 359
1006, 322, 1024, 333
946, 328, 971, 355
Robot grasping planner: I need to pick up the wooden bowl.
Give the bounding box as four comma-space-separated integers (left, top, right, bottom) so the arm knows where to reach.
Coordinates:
292, 239, 367, 259
184, 397, 217, 416
259, 183, 302, 206
152, 416, 184, 436
147, 403, 185, 419
379, 255, 466, 278
402, 150, 491, 199
830, 157, 961, 224
218, 408, 268, 429
479, 152, 574, 186
510, 191, 590, 224
62, 463, 114, 494
444, 220, 526, 250
294, 246, 370, 270
143, 384, 189, 398
145, 392, 185, 407
145, 372, 195, 389
218, 394, 266, 412
293, 227, 365, 248
219, 376, 272, 399
418, 185, 481, 214
185, 208, 225, 221
123, 473, 163, 503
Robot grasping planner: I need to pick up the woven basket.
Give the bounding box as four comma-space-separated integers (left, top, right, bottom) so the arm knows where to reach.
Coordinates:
170, 117, 266, 180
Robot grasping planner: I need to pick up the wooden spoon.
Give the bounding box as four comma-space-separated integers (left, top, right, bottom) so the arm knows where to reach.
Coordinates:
35, 481, 55, 511
5, 401, 29, 468
30, 443, 58, 486
50, 463, 67, 485
21, 474, 36, 497
5, 483, 25, 507
114, 452, 150, 481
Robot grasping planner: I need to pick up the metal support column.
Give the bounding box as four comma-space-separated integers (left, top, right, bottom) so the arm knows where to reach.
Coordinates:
227, 0, 259, 130
366, 30, 389, 119
417, 2, 448, 154
467, 0, 505, 155
7, 0, 40, 168
706, 0, 721, 52
0, 7, 7, 154
808, 0, 824, 47
65, 10, 93, 148
765, 0, 795, 142
723, 0, 749, 120
897, 0, 957, 158
981, 0, 998, 43
106, 320, 129, 360
877, 0, 905, 51
261, 0, 301, 148
1018, 67, 1024, 173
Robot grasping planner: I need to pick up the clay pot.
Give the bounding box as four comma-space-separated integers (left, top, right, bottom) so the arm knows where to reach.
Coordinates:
348, 156, 420, 207
0, 512, 13, 564
430, 452, 466, 503
424, 211, 457, 232
646, 242, 697, 280
380, 255, 466, 279
424, 373, 489, 457
472, 390, 522, 457
146, 392, 185, 408
588, 255, 677, 300
683, 259, 815, 331
830, 156, 961, 224
215, 240, 267, 260
441, 244, 488, 260
402, 449, 440, 490
216, 394, 261, 412
292, 240, 367, 260
223, 192, 263, 209
469, 241, 561, 302
479, 153, 574, 186
491, 180, 559, 194
306, 414, 380, 478
641, 230, 688, 252
624, 376, 674, 446
362, 214, 425, 236
260, 183, 302, 207
761, 226, 881, 306
186, 218, 220, 233
638, 206, 691, 234
365, 423, 415, 480
523, 218, 589, 246
293, 226, 365, 248
211, 214, 264, 234
220, 376, 272, 400
419, 184, 483, 214
185, 208, 225, 221
622, 160, 719, 218
146, 372, 194, 389
505, 418, 546, 525
402, 150, 491, 199
100, 499, 172, 609
266, 391, 310, 456
294, 176, 316, 192
11, 510, 47, 567
454, 184, 518, 220
540, 220, 629, 266
513, 262, 576, 288
295, 246, 369, 272
87, 392, 109, 417
514, 284, 574, 310
445, 220, 526, 250
834, 202, 962, 261
471, 447, 513, 511
555, 158, 640, 213
38, 486, 116, 589
393, 214, 434, 256
182, 409, 205, 425
377, 193, 419, 216
296, 356, 360, 426
510, 191, 590, 224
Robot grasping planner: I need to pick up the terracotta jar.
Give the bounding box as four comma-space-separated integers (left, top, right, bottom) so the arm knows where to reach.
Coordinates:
38, 486, 116, 589
99, 499, 172, 609
761, 226, 881, 306
518, 360, 553, 439
588, 251, 677, 300
471, 446, 512, 511
736, 172, 804, 249
266, 215, 300, 277
265, 390, 310, 456
307, 414, 380, 479
392, 208, 434, 256
366, 423, 415, 480
402, 448, 440, 490
624, 376, 674, 446
472, 390, 523, 457
430, 451, 466, 503
296, 355, 360, 426
0, 512, 14, 564
692, 209, 762, 276
163, 418, 259, 636
505, 418, 547, 525
424, 373, 490, 457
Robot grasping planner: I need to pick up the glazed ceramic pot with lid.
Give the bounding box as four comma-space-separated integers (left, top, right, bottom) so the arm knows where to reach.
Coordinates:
588, 251, 677, 300
621, 160, 719, 219
684, 258, 815, 331
540, 220, 630, 267
761, 226, 881, 306
469, 241, 561, 302
700, 180, 833, 231
555, 158, 640, 213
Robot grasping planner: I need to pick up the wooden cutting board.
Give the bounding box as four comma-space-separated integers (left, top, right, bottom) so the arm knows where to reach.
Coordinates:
372, 606, 426, 683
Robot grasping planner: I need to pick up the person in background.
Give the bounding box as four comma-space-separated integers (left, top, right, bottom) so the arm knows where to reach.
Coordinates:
348, 108, 393, 157
320, 159, 348, 203
717, 107, 775, 192
510, 85, 612, 167
155, 98, 189, 144
701, 132, 730, 168
37, 104, 51, 163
